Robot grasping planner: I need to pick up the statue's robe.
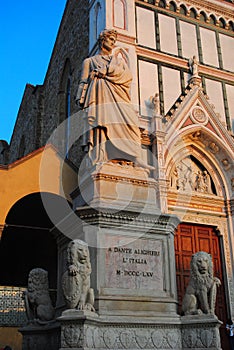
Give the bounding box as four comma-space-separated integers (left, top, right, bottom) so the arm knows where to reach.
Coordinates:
77, 54, 142, 163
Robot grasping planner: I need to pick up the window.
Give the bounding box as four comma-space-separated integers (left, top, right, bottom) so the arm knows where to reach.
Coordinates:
158, 13, 178, 55
219, 34, 234, 71
138, 60, 159, 116
136, 7, 156, 48
180, 21, 198, 59
205, 79, 226, 124
226, 84, 234, 131
200, 27, 219, 67
162, 67, 181, 113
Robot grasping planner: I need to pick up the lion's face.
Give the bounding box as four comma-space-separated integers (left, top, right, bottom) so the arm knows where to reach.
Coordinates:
77, 245, 89, 264
70, 239, 90, 265
191, 251, 212, 278
195, 256, 209, 274
28, 268, 49, 292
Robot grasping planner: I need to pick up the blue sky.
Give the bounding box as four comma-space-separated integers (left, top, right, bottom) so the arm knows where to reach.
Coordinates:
0, 0, 66, 143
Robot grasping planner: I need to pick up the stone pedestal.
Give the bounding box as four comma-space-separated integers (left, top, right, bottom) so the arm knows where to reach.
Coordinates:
73, 207, 180, 318
62, 163, 223, 350
73, 162, 159, 214
181, 315, 222, 350
19, 322, 60, 350
58, 312, 222, 350
58, 310, 182, 350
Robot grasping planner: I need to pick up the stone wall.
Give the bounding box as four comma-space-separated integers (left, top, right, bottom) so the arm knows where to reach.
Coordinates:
7, 0, 89, 167
8, 84, 42, 163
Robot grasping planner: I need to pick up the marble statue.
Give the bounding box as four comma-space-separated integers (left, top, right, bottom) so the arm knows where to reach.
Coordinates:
189, 55, 199, 77
150, 92, 160, 116
76, 29, 154, 170
182, 251, 221, 316
23, 268, 55, 324
62, 239, 95, 311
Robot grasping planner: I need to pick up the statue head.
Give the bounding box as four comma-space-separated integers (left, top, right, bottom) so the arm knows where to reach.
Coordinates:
98, 29, 117, 51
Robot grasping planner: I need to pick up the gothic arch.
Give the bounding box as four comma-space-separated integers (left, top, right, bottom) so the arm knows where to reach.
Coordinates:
219, 17, 226, 29
169, 1, 177, 12
113, 0, 127, 30
209, 14, 217, 25
166, 143, 223, 197
179, 4, 188, 16
189, 7, 198, 19
165, 126, 233, 198
199, 11, 208, 22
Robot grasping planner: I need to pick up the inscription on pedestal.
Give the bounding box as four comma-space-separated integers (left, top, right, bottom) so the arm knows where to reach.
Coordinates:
105, 236, 163, 290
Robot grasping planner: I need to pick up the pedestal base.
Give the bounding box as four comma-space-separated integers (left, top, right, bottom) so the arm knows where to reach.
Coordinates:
58, 310, 182, 350
181, 315, 222, 350
72, 162, 159, 214
19, 321, 60, 350
58, 311, 222, 350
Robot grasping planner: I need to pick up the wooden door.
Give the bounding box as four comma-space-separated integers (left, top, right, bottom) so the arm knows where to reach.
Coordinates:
175, 223, 229, 350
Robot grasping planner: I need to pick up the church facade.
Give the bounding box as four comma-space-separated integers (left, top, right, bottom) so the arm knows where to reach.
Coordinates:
0, 0, 233, 349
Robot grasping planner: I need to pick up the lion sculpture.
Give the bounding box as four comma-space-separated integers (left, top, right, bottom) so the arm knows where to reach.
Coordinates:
182, 251, 221, 316
23, 268, 55, 323
62, 239, 95, 311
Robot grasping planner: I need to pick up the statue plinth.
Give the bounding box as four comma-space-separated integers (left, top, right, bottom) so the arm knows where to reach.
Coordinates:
72, 162, 159, 215
181, 315, 222, 350
19, 322, 60, 350
189, 75, 202, 87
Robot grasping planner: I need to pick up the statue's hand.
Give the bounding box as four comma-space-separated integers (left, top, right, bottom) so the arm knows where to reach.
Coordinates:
90, 69, 106, 80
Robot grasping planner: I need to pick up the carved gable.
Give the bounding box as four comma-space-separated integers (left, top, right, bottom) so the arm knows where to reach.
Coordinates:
163, 80, 234, 199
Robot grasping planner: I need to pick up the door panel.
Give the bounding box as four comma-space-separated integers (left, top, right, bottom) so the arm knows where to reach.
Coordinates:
175, 223, 229, 350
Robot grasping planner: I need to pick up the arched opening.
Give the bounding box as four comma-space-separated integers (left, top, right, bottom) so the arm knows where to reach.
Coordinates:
158, 0, 166, 9
169, 1, 177, 12
209, 14, 217, 26
0, 192, 72, 340
190, 8, 197, 19
219, 18, 226, 29
228, 20, 234, 31
0, 192, 72, 288
200, 11, 207, 22
180, 4, 187, 16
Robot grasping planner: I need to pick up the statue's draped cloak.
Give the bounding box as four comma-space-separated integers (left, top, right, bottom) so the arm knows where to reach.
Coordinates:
79, 54, 142, 160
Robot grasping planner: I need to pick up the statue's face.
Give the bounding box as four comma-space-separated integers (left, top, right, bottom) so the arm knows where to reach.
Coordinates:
196, 256, 209, 275
77, 245, 88, 264
102, 34, 116, 52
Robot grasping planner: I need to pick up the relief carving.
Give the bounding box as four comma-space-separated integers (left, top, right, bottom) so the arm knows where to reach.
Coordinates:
170, 158, 214, 194
62, 325, 81, 347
